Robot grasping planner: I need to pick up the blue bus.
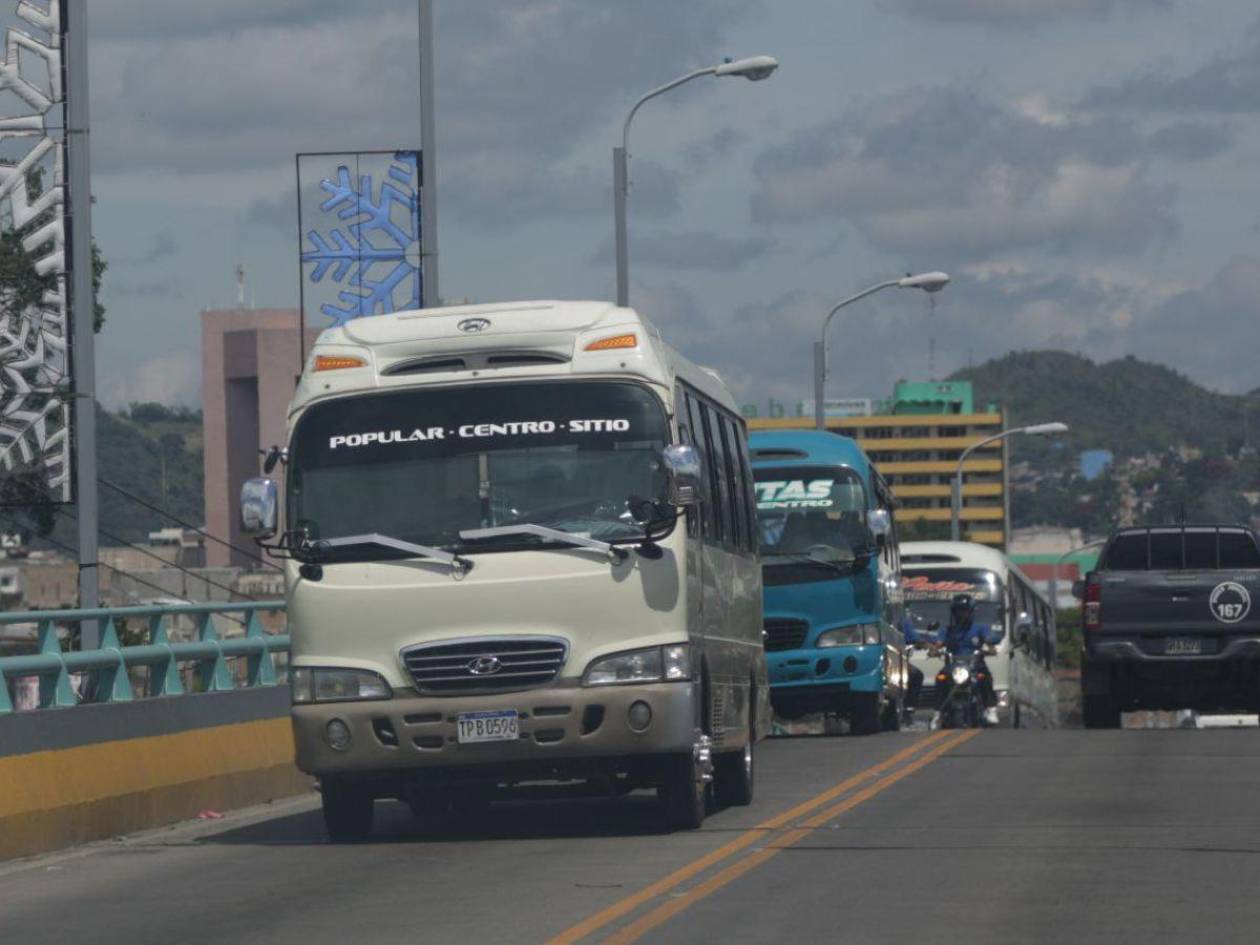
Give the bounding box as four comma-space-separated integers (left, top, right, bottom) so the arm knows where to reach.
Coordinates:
749, 430, 906, 734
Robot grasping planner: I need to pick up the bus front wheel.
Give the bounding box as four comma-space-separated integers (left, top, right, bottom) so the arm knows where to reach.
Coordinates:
321, 778, 374, 842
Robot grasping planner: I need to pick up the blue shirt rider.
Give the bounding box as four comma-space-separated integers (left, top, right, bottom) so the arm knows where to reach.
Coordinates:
935, 594, 999, 713
937, 593, 998, 656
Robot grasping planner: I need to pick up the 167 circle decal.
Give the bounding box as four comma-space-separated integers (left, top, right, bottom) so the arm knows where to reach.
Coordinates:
1209, 582, 1251, 624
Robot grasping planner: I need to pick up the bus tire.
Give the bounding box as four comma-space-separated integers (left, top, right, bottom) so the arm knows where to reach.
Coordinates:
714, 716, 755, 808
850, 695, 881, 736
1083, 693, 1121, 729
881, 692, 903, 732
321, 779, 374, 842
659, 751, 707, 830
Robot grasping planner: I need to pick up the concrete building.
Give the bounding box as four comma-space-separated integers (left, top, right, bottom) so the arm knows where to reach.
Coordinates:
201, 309, 318, 567
748, 380, 1010, 547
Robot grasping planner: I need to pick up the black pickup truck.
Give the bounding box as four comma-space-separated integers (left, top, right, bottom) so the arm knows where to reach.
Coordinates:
1079, 524, 1260, 728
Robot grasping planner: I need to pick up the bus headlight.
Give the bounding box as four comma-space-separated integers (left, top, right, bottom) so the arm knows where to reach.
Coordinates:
291, 667, 392, 704
583, 644, 692, 686
816, 624, 880, 647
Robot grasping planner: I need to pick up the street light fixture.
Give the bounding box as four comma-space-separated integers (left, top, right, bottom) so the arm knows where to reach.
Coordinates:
613, 56, 779, 307
951, 421, 1069, 542
813, 271, 950, 430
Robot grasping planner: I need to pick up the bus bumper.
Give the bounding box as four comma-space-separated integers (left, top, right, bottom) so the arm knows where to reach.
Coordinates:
766, 647, 884, 716
291, 681, 699, 780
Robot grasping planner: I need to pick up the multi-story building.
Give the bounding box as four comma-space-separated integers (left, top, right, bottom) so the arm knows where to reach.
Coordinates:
747, 380, 1009, 548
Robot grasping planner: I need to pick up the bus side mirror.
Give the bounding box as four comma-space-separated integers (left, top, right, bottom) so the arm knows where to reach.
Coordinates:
662, 444, 702, 507
868, 508, 891, 548
240, 478, 279, 540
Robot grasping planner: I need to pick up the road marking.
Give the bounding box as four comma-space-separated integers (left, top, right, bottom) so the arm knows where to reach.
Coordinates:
601, 729, 979, 945
545, 730, 959, 945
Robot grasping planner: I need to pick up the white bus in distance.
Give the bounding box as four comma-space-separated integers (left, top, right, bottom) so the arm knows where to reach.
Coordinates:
902, 541, 1059, 728
240, 300, 769, 838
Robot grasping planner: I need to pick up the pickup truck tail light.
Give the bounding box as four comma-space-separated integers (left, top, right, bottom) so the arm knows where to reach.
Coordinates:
1083, 581, 1101, 632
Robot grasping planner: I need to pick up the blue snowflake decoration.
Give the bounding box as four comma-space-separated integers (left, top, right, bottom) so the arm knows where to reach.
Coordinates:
301, 151, 422, 326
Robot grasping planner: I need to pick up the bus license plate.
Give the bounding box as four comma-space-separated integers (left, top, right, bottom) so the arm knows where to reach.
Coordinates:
1165, 637, 1203, 656
456, 710, 519, 744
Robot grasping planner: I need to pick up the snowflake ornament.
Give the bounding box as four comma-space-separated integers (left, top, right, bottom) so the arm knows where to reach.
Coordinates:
300, 151, 422, 326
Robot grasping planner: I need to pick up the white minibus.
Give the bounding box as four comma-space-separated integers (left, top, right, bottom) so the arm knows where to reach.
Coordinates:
240, 300, 769, 837
901, 541, 1059, 727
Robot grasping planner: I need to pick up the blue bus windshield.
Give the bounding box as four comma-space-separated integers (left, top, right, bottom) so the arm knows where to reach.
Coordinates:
753, 465, 869, 559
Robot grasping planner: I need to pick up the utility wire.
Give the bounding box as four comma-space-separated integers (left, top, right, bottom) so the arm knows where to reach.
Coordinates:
98, 477, 281, 571
0, 511, 245, 625
53, 508, 258, 603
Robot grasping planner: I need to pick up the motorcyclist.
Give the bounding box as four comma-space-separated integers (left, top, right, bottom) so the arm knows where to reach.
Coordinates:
932, 594, 999, 725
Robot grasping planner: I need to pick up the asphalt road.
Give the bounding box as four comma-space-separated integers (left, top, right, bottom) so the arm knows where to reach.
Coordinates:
4, 726, 1260, 944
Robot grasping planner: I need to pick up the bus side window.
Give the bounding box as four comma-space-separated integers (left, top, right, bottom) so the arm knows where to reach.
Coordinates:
1041, 600, 1056, 668
675, 387, 698, 539
703, 403, 733, 549
717, 415, 748, 553
685, 393, 715, 544
732, 419, 758, 555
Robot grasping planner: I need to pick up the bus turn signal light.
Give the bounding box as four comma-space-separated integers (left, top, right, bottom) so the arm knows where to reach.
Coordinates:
584, 333, 637, 351
314, 355, 367, 372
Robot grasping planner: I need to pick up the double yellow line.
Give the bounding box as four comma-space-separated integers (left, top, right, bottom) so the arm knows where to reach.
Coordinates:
548, 729, 979, 945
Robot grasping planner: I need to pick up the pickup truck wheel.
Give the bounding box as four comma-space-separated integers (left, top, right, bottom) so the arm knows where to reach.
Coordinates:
1083, 694, 1121, 729
321, 779, 374, 842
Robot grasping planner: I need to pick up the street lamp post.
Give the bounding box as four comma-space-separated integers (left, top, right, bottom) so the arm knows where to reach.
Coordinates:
950, 422, 1069, 542
813, 272, 950, 430
614, 55, 778, 307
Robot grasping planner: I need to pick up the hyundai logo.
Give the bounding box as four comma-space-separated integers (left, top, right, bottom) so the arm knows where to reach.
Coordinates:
458, 317, 491, 334
467, 655, 503, 676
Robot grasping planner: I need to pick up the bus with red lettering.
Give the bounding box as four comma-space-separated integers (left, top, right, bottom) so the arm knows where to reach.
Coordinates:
902, 541, 1059, 727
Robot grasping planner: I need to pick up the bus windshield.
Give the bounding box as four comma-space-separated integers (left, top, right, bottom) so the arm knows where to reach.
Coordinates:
903, 568, 1005, 629
753, 465, 870, 560
288, 381, 669, 559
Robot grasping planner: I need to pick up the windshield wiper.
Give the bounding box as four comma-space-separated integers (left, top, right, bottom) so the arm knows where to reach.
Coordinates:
458, 524, 629, 563
306, 533, 471, 573
763, 553, 853, 574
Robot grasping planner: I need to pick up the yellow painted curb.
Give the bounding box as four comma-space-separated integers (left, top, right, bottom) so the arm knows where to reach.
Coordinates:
0, 718, 312, 861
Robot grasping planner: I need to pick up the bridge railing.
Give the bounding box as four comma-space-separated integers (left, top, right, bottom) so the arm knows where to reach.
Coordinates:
0, 601, 289, 714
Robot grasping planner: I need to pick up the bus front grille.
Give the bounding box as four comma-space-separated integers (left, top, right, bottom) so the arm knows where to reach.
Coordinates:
402, 637, 568, 694
763, 618, 808, 652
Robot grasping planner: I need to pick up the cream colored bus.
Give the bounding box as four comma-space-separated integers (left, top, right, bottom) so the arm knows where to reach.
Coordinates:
902, 541, 1059, 728
241, 300, 768, 838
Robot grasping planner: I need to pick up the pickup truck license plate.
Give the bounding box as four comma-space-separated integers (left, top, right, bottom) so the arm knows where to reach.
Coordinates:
1165, 637, 1203, 655
456, 710, 519, 744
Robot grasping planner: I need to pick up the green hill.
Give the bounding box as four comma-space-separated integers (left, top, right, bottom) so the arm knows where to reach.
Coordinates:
950, 351, 1253, 460
949, 351, 1260, 530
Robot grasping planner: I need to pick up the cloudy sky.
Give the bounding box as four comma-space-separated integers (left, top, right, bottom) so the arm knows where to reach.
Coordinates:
82, 0, 1260, 411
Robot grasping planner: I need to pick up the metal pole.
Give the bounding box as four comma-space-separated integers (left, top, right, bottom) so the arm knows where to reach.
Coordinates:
65, 0, 99, 647
614, 146, 628, 307
418, 0, 439, 306
950, 467, 962, 542
813, 341, 826, 430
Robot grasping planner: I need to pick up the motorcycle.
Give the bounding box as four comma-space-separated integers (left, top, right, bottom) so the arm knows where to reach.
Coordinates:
934, 648, 988, 729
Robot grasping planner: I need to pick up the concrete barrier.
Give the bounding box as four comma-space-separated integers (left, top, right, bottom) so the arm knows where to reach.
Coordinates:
0, 688, 311, 861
